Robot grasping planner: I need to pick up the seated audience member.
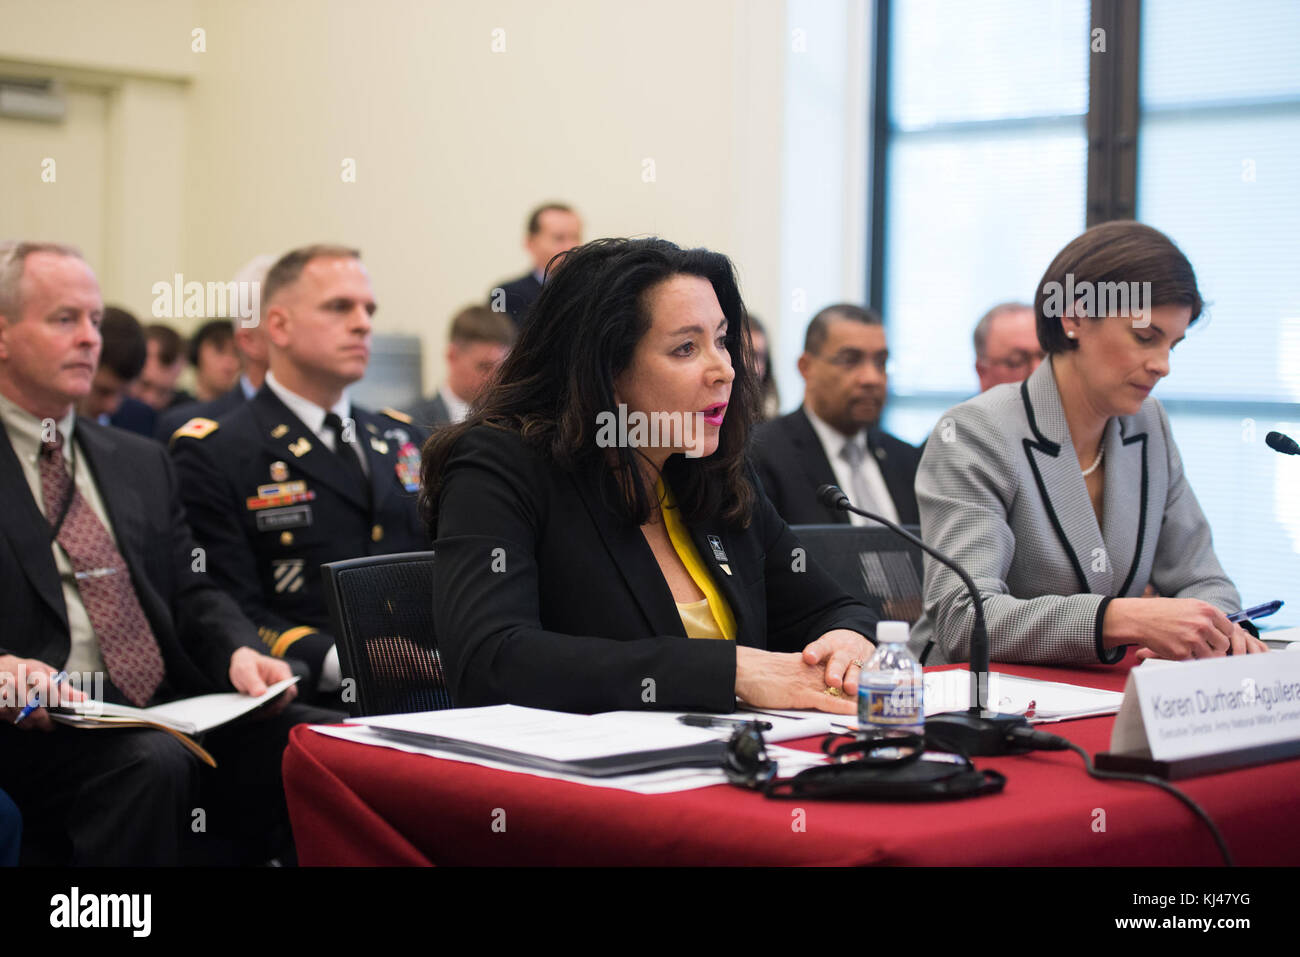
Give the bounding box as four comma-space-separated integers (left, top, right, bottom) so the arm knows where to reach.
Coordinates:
114, 322, 191, 436
422, 238, 879, 715
974, 301, 1043, 392
0, 241, 340, 865
406, 305, 515, 429
171, 245, 429, 699
751, 303, 921, 526
488, 202, 583, 325
189, 319, 241, 402
156, 254, 275, 441
747, 313, 780, 421
128, 322, 192, 411
911, 221, 1268, 666
77, 306, 147, 424
0, 787, 19, 866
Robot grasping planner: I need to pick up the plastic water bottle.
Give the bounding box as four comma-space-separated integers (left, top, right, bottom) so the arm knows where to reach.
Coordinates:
858, 621, 924, 738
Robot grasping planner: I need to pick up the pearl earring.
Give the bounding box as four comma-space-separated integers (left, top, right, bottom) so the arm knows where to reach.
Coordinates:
1066, 330, 1076, 339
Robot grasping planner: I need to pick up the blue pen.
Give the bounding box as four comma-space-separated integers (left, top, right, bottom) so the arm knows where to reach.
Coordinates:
14, 671, 67, 725
1228, 600, 1283, 624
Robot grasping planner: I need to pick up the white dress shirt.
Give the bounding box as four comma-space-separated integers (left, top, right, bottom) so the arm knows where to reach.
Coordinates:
438, 385, 469, 426
264, 371, 368, 476
261, 371, 359, 690
803, 406, 900, 526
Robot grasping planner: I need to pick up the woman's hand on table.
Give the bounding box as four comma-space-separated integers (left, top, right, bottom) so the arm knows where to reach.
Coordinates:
733, 630, 875, 715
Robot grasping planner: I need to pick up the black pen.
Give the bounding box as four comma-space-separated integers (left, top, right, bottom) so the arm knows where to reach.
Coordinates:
678, 714, 772, 731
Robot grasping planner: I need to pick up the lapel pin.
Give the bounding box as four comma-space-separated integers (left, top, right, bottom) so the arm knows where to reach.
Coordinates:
370, 437, 389, 454
269, 460, 289, 482
706, 534, 730, 564
270, 424, 289, 439
288, 437, 312, 458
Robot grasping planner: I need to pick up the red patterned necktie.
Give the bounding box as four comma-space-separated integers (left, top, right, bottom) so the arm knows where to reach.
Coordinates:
39, 431, 164, 706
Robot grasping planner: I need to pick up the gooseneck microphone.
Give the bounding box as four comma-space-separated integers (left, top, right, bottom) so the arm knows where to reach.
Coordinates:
1266, 431, 1300, 456
815, 484, 1031, 756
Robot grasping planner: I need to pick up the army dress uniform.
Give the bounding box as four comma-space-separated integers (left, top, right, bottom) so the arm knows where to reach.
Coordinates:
170, 384, 430, 691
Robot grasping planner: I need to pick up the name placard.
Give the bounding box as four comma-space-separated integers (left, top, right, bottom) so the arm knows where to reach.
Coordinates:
1110, 653, 1300, 761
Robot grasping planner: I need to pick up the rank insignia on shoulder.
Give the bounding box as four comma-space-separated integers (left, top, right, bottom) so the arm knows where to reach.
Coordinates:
381, 407, 413, 425
288, 437, 312, 458
171, 417, 219, 443
395, 441, 421, 492
270, 424, 290, 439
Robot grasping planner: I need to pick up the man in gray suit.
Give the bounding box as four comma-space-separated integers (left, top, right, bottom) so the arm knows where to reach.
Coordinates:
911, 220, 1268, 666
406, 305, 514, 430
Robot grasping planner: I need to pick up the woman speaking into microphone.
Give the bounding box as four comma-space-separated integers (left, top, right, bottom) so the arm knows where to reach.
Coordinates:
420, 238, 878, 714
911, 220, 1268, 666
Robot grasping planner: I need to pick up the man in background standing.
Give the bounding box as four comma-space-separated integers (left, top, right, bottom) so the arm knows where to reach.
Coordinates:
488, 202, 582, 325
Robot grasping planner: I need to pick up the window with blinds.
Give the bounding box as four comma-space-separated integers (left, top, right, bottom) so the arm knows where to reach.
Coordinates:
1137, 0, 1300, 609
881, 0, 1091, 438
876, 0, 1300, 611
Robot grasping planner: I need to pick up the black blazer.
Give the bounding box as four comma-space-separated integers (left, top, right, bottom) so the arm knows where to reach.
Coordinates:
432, 425, 878, 714
170, 386, 429, 686
0, 416, 252, 699
404, 392, 452, 431
750, 407, 922, 526
107, 396, 157, 438
489, 272, 542, 325
154, 384, 248, 443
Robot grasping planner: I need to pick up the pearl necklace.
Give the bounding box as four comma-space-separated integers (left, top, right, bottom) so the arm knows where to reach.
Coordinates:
1081, 445, 1104, 477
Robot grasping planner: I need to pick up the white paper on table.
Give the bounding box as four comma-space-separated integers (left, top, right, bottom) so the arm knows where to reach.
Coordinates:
1260, 626, 1300, 646
923, 670, 1122, 722
311, 723, 828, 793
603, 708, 842, 742
353, 704, 729, 762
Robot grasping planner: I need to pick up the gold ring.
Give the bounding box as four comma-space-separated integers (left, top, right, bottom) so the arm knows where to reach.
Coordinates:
823, 687, 843, 697
850, 658, 866, 669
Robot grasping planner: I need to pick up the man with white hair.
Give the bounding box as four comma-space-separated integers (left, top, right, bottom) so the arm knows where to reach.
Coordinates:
0, 241, 340, 864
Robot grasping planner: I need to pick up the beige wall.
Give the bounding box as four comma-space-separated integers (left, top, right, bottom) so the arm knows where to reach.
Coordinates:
0, 0, 780, 395
182, 0, 786, 393
0, 0, 806, 396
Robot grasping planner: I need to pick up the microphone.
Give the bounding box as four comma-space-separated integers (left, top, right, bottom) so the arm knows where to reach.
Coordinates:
1267, 431, 1300, 456
815, 484, 1031, 756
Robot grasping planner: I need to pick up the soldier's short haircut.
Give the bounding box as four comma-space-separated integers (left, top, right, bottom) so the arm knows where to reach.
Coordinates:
261, 244, 361, 310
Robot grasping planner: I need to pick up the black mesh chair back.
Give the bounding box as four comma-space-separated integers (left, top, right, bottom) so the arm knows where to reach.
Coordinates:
790, 524, 925, 625
321, 550, 453, 717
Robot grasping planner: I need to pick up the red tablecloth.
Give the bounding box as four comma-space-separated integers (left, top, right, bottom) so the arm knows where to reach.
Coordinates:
283, 659, 1300, 865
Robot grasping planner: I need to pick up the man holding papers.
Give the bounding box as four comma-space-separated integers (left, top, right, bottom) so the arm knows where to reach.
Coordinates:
0, 241, 340, 865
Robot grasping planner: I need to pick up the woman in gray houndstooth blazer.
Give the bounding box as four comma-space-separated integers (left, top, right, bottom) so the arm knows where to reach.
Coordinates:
911, 222, 1269, 666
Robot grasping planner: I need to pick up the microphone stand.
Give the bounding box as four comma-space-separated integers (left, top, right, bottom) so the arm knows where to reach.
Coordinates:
816, 484, 1031, 756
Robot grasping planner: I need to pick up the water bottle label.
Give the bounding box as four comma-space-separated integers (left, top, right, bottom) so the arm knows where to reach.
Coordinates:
860, 682, 924, 725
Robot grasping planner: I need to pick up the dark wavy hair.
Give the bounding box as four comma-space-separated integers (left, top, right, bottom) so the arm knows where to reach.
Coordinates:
420, 237, 760, 536
1035, 220, 1204, 354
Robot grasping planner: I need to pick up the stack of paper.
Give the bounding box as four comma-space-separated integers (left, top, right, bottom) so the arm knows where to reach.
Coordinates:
314, 704, 829, 793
